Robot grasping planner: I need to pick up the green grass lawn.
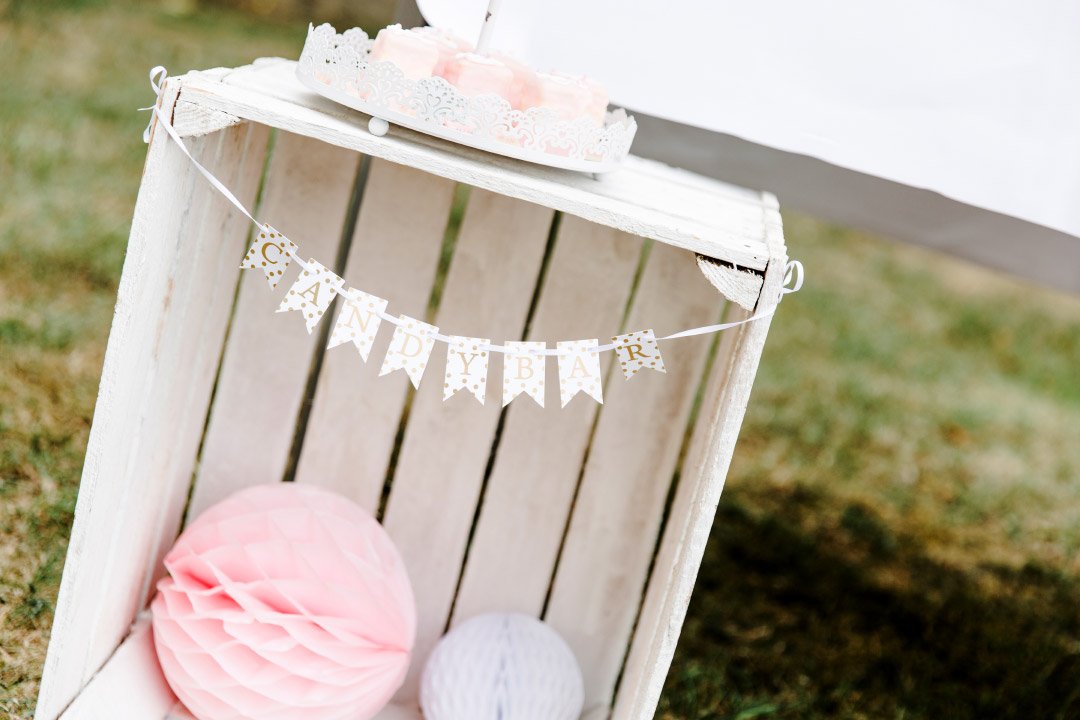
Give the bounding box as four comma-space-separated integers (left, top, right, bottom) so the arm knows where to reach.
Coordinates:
2, 2, 1079, 719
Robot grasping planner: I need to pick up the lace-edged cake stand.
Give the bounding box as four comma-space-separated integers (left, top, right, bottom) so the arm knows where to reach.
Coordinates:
296, 24, 637, 173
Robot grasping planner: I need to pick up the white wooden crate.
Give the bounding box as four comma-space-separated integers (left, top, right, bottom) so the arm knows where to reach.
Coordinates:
35, 58, 788, 720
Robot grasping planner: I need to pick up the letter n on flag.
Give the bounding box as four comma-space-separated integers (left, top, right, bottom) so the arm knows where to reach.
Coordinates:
327, 288, 388, 362
276, 259, 341, 333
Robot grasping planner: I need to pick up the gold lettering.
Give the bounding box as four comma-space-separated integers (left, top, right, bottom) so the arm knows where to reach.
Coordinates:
457, 351, 480, 375
343, 302, 373, 333
398, 332, 424, 358
514, 355, 535, 380
297, 280, 321, 306
569, 355, 589, 379
260, 242, 282, 265
623, 343, 650, 362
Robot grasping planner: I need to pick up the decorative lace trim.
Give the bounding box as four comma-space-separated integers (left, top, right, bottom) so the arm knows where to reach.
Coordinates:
297, 23, 636, 170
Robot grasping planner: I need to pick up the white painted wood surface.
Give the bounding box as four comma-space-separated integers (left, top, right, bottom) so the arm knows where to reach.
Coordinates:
381, 190, 555, 704
60, 619, 174, 720
293, 159, 456, 510
451, 215, 642, 622
40, 65, 789, 720
544, 241, 726, 718
185, 131, 360, 518
177, 60, 772, 272
172, 99, 242, 138
37, 77, 267, 719
138, 122, 272, 606
612, 198, 787, 720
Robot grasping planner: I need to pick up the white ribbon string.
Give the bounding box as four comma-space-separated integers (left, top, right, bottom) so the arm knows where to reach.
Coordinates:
140, 66, 802, 359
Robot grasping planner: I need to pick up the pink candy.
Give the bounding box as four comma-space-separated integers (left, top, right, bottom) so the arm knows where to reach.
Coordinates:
365, 25, 609, 128
442, 53, 515, 98
370, 25, 440, 81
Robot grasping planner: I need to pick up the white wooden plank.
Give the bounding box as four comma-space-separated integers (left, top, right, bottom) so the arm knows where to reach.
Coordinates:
451, 215, 642, 623
76, 121, 267, 693
543, 241, 725, 718
137, 121, 272, 604
35, 75, 235, 720
173, 99, 242, 138
185, 131, 361, 518
611, 195, 788, 720
172, 61, 771, 271
60, 619, 175, 720
381, 190, 555, 703
292, 159, 456, 509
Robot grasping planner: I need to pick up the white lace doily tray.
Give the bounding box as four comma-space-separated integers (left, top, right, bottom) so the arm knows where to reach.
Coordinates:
297, 24, 637, 173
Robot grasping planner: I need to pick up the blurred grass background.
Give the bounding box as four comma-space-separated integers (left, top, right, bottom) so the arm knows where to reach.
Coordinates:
2, 1, 1079, 718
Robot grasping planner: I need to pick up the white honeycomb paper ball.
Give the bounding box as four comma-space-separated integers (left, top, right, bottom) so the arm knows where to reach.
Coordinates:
420, 613, 585, 720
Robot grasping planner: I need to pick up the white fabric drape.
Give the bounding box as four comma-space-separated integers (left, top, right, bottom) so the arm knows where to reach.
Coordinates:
418, 0, 1080, 240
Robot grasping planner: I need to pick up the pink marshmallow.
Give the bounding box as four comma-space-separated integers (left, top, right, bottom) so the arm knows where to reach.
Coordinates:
441, 52, 515, 99
411, 27, 473, 76
491, 52, 540, 110
370, 25, 439, 81
521, 72, 595, 124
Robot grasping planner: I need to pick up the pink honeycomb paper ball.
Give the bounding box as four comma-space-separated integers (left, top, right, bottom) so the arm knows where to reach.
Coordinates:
150, 484, 416, 720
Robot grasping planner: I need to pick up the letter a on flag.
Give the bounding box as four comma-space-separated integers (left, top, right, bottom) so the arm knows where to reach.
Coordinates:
557, 339, 603, 406
276, 259, 341, 333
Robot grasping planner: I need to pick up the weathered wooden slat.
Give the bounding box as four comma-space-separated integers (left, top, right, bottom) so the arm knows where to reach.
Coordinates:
60, 619, 175, 720
36, 76, 265, 719
612, 194, 786, 720
381, 191, 555, 704
451, 216, 642, 623
543, 242, 725, 718
293, 159, 456, 510
175, 60, 771, 272
185, 132, 361, 519
139, 121, 272, 604
173, 98, 242, 138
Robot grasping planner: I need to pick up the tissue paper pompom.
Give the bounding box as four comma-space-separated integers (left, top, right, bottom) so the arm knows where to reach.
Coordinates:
151, 484, 416, 720
420, 613, 584, 720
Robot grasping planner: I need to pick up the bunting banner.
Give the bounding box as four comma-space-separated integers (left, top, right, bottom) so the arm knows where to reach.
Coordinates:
612, 329, 666, 379
379, 316, 439, 389
502, 341, 546, 407
241, 224, 297, 289
327, 288, 388, 362
276, 258, 341, 333
141, 68, 803, 411
444, 336, 490, 403
557, 339, 603, 407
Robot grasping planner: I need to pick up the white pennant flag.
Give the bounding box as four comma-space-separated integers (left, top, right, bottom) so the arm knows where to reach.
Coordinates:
379, 316, 439, 389
557, 339, 604, 407
327, 289, 388, 362
612, 329, 666, 379
444, 336, 490, 403
276, 259, 341, 333
502, 341, 546, 407
240, 224, 297, 289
